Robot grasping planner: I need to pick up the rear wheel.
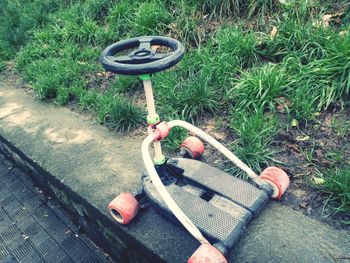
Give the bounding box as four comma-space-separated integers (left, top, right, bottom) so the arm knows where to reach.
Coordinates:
188, 244, 228, 263
180, 136, 205, 160
260, 167, 290, 199
108, 192, 140, 224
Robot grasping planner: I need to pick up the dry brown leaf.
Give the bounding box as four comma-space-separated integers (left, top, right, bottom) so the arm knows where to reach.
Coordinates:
322, 14, 333, 27
313, 176, 325, 185
296, 135, 310, 141
151, 45, 160, 50
270, 26, 278, 39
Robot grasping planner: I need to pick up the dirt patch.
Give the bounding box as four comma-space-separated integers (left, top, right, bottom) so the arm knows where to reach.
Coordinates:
275, 110, 350, 229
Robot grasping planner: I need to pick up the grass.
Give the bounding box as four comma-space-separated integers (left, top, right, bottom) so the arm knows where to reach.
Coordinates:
321, 166, 350, 222
0, 0, 349, 217
229, 64, 290, 113
228, 110, 279, 179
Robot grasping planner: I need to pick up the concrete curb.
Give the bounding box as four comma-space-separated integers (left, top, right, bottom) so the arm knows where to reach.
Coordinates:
0, 134, 162, 263
1, 80, 349, 263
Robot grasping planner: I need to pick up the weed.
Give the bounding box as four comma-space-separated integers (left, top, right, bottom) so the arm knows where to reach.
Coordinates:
214, 26, 261, 68
108, 76, 142, 95
0, 0, 59, 59
163, 127, 188, 151
331, 116, 350, 138
321, 166, 350, 219
197, 0, 276, 18
155, 71, 220, 122
227, 110, 279, 178
229, 64, 290, 113
132, 1, 171, 36
168, 2, 205, 47
0, 61, 6, 72
103, 96, 144, 132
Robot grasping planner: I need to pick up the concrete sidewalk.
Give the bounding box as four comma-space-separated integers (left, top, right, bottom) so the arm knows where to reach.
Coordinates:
0, 79, 349, 263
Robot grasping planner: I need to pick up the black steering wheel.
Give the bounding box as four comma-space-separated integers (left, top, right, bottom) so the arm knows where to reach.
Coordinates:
100, 36, 185, 75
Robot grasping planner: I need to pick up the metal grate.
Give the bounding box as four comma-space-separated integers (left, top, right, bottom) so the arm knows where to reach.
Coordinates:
61, 235, 79, 253
80, 254, 103, 263
0, 195, 16, 207
38, 238, 57, 256
10, 208, 29, 222
0, 209, 7, 222
12, 241, 33, 261
23, 221, 41, 236
58, 256, 74, 263
0, 245, 9, 260
1, 224, 19, 242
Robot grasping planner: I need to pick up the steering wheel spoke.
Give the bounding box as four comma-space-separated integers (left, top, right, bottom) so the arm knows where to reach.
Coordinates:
107, 55, 135, 64
138, 37, 153, 50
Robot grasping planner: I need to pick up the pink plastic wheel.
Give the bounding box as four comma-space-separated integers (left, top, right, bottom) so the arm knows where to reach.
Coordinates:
108, 192, 140, 224
260, 167, 290, 199
180, 136, 205, 160
188, 244, 228, 263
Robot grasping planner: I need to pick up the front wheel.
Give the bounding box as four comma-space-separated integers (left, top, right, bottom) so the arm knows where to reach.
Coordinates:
188, 244, 228, 263
108, 192, 140, 224
260, 167, 290, 199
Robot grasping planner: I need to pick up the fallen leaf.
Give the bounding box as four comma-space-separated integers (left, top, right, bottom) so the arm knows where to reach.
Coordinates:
313, 176, 325, 185
286, 143, 300, 153
291, 119, 299, 127
151, 45, 160, 50
295, 135, 310, 141
299, 201, 308, 209
277, 104, 284, 112
270, 26, 278, 39
322, 14, 333, 27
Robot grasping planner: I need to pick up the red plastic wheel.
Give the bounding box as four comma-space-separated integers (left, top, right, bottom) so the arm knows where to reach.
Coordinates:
108, 192, 140, 224
260, 166, 290, 199
188, 244, 228, 263
180, 136, 205, 160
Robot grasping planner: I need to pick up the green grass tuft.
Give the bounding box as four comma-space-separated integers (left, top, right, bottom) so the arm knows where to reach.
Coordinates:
227, 110, 279, 179
229, 64, 290, 113
321, 166, 350, 219
103, 97, 145, 132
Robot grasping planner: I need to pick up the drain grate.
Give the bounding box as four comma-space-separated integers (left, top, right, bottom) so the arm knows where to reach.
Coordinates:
20, 192, 36, 203
80, 254, 102, 263
23, 221, 41, 236
9, 181, 25, 193
61, 235, 79, 253
33, 207, 49, 220
44, 217, 65, 234
12, 241, 33, 261
0, 195, 16, 207
0, 209, 7, 222
0, 245, 9, 260
38, 238, 56, 256
10, 208, 29, 222
1, 224, 19, 242
58, 256, 74, 263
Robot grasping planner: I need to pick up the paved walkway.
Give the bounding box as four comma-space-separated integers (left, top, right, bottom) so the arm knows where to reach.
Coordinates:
0, 154, 111, 263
